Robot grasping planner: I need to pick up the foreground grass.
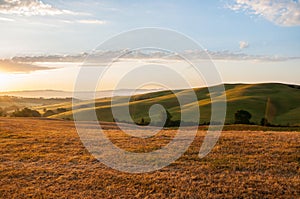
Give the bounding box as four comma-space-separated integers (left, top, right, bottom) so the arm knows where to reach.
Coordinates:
0, 118, 299, 198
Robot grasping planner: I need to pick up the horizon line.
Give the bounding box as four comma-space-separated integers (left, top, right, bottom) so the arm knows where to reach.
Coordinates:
0, 81, 299, 93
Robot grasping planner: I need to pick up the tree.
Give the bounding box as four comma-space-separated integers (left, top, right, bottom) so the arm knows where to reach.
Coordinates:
260, 118, 270, 126
57, 108, 67, 113
12, 108, 41, 117
0, 107, 5, 117
43, 110, 55, 117
234, 110, 252, 124
140, 117, 145, 125
31, 110, 41, 117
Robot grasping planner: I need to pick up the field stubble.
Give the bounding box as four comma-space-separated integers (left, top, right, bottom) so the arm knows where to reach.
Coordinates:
0, 118, 299, 198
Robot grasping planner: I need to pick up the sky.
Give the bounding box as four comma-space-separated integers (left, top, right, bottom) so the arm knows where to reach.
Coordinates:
0, 0, 300, 92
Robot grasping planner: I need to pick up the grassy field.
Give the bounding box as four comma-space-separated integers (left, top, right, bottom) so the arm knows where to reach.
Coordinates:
30, 83, 300, 126
0, 118, 299, 198
2, 83, 300, 126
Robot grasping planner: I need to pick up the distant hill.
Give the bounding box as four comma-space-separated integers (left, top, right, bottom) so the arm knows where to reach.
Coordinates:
30, 83, 300, 126
0, 96, 72, 112
0, 90, 73, 99
0, 89, 162, 99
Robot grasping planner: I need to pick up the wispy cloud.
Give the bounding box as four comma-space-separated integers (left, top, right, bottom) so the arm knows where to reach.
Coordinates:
11, 54, 88, 63
204, 50, 300, 61
226, 0, 300, 26
0, 60, 55, 73
77, 19, 107, 25
0, 0, 78, 16
9, 50, 300, 64
0, 0, 107, 26
239, 41, 249, 49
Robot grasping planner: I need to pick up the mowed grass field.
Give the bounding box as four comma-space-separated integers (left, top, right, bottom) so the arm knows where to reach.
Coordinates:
0, 118, 299, 198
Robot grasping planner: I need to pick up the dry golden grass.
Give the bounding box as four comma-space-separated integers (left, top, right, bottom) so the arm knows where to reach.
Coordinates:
0, 118, 299, 198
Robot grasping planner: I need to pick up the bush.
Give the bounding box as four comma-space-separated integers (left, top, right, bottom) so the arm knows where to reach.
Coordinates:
12, 108, 41, 117
57, 108, 67, 113
137, 117, 150, 126
234, 110, 252, 124
260, 117, 271, 126
0, 107, 6, 117
43, 110, 55, 117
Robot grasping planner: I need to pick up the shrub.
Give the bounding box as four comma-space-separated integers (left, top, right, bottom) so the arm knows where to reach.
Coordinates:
43, 110, 55, 117
57, 108, 68, 113
234, 110, 252, 124
0, 107, 6, 117
260, 117, 271, 126
12, 108, 41, 117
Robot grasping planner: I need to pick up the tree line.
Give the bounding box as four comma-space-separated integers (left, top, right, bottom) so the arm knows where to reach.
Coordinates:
0, 106, 288, 127
0, 107, 68, 118
135, 109, 277, 127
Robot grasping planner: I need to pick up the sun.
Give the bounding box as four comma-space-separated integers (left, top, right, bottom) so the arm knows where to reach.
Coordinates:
0, 72, 15, 92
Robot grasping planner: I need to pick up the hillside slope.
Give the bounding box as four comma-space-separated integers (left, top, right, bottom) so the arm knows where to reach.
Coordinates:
0, 96, 72, 112
38, 83, 300, 126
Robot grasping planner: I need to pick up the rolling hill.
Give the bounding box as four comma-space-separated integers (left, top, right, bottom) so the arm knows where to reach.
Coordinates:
29, 83, 300, 126
0, 89, 162, 99
0, 96, 72, 113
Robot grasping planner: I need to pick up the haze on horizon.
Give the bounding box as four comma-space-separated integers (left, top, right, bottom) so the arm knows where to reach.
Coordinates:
0, 0, 300, 92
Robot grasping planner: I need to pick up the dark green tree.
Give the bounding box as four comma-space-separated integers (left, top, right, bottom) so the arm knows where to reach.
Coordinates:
140, 117, 145, 125
234, 110, 252, 124
260, 118, 270, 126
57, 108, 67, 113
43, 110, 55, 117
12, 108, 41, 117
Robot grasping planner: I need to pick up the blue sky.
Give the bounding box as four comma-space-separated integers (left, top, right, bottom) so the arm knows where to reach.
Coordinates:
1, 0, 299, 57
0, 0, 300, 91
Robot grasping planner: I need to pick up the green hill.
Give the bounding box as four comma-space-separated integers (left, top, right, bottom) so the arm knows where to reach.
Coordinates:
33, 83, 300, 126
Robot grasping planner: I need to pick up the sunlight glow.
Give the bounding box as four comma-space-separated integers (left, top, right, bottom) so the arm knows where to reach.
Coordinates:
0, 72, 16, 91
